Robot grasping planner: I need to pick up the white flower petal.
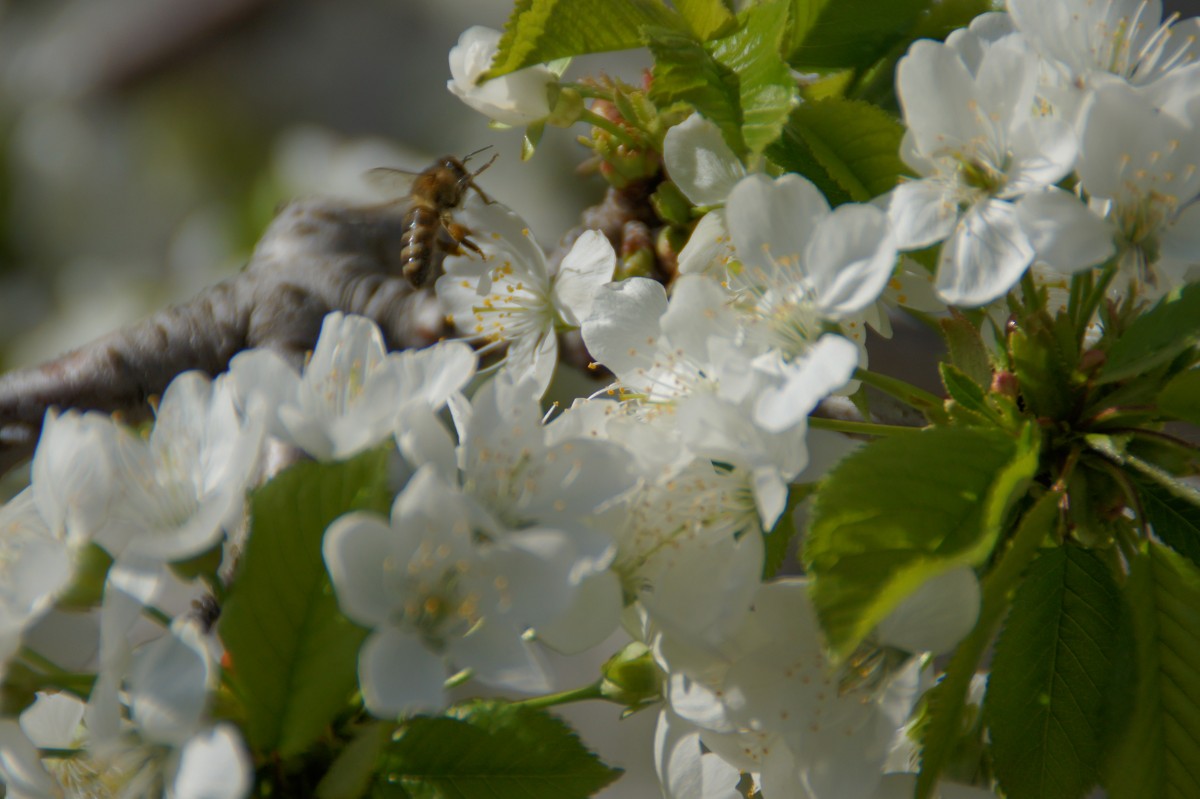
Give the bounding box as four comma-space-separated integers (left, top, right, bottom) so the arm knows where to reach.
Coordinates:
551, 230, 616, 326
877, 566, 982, 654
173, 724, 253, 799
1016, 188, 1115, 272
447, 26, 555, 126
806, 204, 897, 318
936, 199, 1033, 306
727, 174, 830, 279
663, 114, 746, 206
323, 512, 396, 628
886, 180, 959, 250
359, 628, 447, 717
581, 277, 668, 380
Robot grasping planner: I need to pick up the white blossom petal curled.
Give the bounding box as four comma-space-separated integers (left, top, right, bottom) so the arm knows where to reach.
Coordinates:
447, 26, 557, 126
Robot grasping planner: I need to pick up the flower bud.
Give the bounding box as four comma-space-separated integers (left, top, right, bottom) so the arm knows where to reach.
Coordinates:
599, 641, 662, 708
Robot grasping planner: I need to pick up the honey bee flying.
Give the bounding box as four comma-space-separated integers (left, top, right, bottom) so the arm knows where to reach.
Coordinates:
366, 146, 498, 289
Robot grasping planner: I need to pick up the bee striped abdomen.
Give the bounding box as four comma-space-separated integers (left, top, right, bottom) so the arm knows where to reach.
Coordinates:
401, 203, 441, 288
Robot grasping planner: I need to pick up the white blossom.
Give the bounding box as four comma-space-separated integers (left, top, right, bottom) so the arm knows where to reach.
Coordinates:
437, 197, 615, 396
447, 26, 559, 127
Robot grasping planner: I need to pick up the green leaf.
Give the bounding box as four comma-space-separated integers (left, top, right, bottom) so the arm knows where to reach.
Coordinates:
674, 0, 736, 40
1158, 368, 1200, 425
764, 483, 814, 579
785, 0, 932, 70
940, 363, 992, 422
219, 448, 393, 757
940, 311, 994, 389
1009, 320, 1074, 420
1106, 542, 1200, 799
986, 546, 1126, 799
765, 98, 907, 203
317, 722, 392, 799
706, 0, 795, 157
486, 0, 684, 78
648, 27, 746, 153
805, 424, 1040, 658
374, 700, 622, 799
916, 489, 1062, 799
650, 0, 795, 158
1137, 478, 1200, 569
1098, 282, 1200, 385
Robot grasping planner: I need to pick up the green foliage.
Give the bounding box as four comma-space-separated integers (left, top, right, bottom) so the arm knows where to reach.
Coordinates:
1106, 543, 1200, 799
940, 311, 994, 389
673, 0, 736, 40
486, 0, 684, 78
764, 98, 907, 203
1098, 282, 1200, 385
219, 448, 393, 758
916, 490, 1061, 799
804, 424, 1039, 658
650, 0, 796, 158
986, 546, 1130, 799
1007, 313, 1078, 421
372, 700, 622, 798
1157, 368, 1200, 426
1137, 478, 1200, 569
317, 723, 392, 799
784, 0, 932, 70
763, 483, 813, 579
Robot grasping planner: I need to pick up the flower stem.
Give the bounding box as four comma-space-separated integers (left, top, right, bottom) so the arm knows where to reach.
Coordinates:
808, 416, 921, 437
577, 109, 640, 149
854, 368, 948, 422
511, 680, 606, 710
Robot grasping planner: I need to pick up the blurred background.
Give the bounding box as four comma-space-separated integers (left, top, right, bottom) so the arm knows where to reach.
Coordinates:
0, 0, 652, 370
0, 1, 1197, 796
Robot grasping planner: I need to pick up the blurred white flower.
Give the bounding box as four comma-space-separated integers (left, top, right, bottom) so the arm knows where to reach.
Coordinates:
323, 465, 591, 717
447, 26, 558, 127
655, 578, 921, 799
437, 197, 614, 396
231, 312, 475, 461
97, 371, 263, 565
1007, 0, 1200, 118
1076, 77, 1200, 293
876, 565, 982, 655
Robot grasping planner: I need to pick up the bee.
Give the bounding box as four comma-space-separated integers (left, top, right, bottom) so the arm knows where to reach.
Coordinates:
367, 146, 498, 289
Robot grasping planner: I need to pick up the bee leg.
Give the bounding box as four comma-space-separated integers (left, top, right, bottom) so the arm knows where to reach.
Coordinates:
441, 219, 484, 258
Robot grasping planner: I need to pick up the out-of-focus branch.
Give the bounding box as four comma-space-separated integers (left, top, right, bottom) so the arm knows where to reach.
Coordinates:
0, 198, 448, 477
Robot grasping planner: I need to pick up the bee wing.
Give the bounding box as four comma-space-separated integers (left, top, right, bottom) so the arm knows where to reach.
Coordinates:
363, 167, 419, 198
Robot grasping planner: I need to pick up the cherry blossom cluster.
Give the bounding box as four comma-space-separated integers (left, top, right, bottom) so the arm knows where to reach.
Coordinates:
0, 1, 1196, 797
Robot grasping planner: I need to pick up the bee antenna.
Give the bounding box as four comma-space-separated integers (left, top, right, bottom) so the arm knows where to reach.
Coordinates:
461, 145, 494, 163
